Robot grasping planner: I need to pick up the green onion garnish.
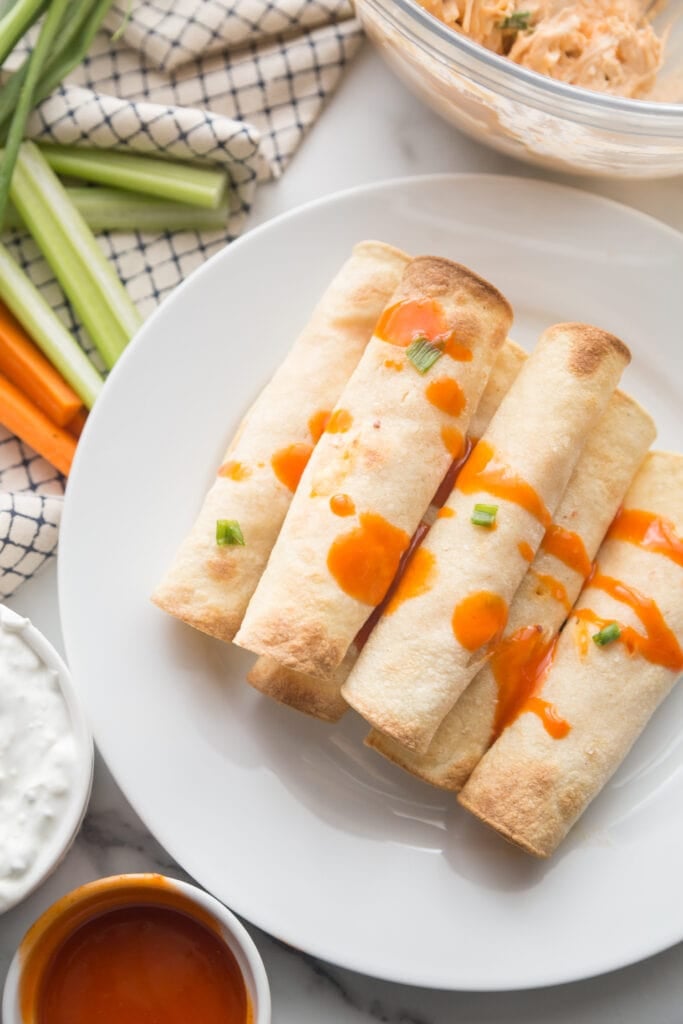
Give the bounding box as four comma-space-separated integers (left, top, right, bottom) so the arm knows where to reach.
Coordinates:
216, 519, 245, 546
406, 337, 443, 374
471, 503, 498, 528
498, 11, 532, 30
592, 622, 621, 647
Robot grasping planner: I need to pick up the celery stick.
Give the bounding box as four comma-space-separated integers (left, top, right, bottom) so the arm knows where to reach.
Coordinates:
3, 186, 230, 233
40, 145, 228, 210
0, 0, 45, 65
0, 242, 103, 408
10, 142, 142, 369
0, 0, 70, 226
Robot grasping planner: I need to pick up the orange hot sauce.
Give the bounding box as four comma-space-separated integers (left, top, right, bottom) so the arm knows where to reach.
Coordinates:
518, 540, 534, 562
325, 408, 353, 433
271, 442, 312, 492
308, 409, 331, 443
531, 571, 572, 613
540, 523, 592, 578
575, 573, 683, 672
327, 512, 410, 606
34, 905, 248, 1024
385, 546, 436, 614
606, 507, 683, 568
218, 460, 251, 481
456, 440, 551, 527
452, 591, 508, 652
425, 377, 466, 417
374, 299, 473, 362
330, 493, 356, 517
440, 425, 465, 458
490, 627, 570, 741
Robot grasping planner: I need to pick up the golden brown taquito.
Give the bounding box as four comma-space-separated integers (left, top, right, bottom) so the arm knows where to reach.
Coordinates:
236, 257, 513, 676
367, 390, 656, 784
342, 323, 630, 754
152, 241, 410, 641
247, 340, 527, 721
459, 451, 683, 857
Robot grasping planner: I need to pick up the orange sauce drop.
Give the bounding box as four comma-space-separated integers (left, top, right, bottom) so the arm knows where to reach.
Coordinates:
425, 377, 466, 417
327, 512, 410, 606
441, 425, 464, 458
607, 507, 683, 568
308, 409, 331, 443
353, 522, 431, 650
35, 905, 248, 1024
437, 507, 455, 519
532, 571, 572, 613
452, 590, 508, 652
271, 442, 312, 492
217, 460, 250, 481
330, 493, 356, 517
518, 540, 534, 562
541, 524, 592, 578
490, 627, 569, 740
325, 408, 353, 433
374, 299, 472, 361
384, 359, 404, 371
575, 573, 683, 672
385, 546, 437, 614
456, 440, 551, 527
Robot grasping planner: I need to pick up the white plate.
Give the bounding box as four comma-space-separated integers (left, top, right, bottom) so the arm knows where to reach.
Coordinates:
59, 175, 683, 991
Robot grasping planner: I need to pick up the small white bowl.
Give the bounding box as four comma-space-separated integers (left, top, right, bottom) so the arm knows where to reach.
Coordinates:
0, 605, 93, 915
2, 873, 271, 1023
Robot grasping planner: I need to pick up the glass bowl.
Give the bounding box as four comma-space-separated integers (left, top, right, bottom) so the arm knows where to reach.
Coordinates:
355, 0, 683, 178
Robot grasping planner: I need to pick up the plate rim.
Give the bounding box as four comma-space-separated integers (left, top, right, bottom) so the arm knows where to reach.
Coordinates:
59, 173, 683, 991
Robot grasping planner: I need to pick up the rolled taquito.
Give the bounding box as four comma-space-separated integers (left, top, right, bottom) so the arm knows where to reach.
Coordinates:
247, 340, 527, 721
235, 257, 513, 676
459, 451, 683, 857
367, 390, 656, 784
152, 241, 410, 641
342, 323, 630, 754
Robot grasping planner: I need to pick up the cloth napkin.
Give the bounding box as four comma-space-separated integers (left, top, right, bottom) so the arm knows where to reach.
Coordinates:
0, 0, 363, 600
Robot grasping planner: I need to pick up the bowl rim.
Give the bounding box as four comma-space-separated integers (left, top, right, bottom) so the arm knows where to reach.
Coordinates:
0, 605, 94, 917
367, 0, 683, 119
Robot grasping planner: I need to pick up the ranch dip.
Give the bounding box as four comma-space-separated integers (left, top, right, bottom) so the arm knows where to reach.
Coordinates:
0, 615, 78, 912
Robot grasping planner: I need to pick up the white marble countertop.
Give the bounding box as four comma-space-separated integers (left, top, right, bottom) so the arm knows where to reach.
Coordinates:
3, 42, 683, 1022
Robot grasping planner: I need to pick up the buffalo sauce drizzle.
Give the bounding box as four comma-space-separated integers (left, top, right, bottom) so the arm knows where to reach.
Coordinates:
217, 460, 250, 481
606, 507, 683, 568
541, 523, 592, 579
271, 442, 313, 492
374, 299, 473, 362
574, 573, 683, 672
456, 439, 551, 527
490, 628, 569, 740
351, 441, 474, 650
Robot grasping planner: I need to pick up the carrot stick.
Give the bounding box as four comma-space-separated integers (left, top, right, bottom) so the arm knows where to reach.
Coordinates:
0, 299, 83, 426
66, 406, 88, 439
0, 372, 77, 476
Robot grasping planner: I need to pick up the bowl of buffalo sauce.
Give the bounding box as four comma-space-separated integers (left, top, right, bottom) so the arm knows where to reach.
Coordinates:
2, 873, 271, 1024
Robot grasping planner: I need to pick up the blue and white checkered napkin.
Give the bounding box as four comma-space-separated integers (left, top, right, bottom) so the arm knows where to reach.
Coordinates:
0, 0, 363, 599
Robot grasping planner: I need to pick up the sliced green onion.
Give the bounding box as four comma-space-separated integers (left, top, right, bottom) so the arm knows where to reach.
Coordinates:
0, 0, 70, 227
471, 503, 498, 528
0, 0, 45, 67
0, 242, 103, 408
216, 519, 245, 546
498, 10, 532, 30
593, 622, 621, 647
9, 141, 143, 369
3, 187, 230, 234
0, 0, 114, 142
406, 337, 443, 374
39, 145, 229, 210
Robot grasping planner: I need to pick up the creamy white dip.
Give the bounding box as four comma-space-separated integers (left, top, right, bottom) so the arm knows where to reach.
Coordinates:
0, 617, 78, 912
